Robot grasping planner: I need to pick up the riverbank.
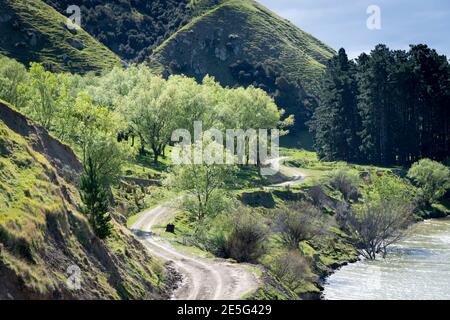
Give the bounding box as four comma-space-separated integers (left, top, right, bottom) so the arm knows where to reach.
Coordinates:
314, 200, 449, 300
280, 150, 450, 300
322, 216, 450, 300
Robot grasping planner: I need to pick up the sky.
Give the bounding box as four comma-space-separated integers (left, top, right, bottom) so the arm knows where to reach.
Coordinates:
258, 0, 450, 59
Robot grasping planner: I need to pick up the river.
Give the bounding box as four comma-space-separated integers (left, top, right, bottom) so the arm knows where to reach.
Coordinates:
322, 218, 450, 300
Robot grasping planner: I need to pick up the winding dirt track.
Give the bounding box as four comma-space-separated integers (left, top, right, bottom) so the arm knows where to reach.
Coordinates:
131, 205, 260, 300
131, 157, 305, 300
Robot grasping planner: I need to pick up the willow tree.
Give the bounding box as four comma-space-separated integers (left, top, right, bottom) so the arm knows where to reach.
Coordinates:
165, 137, 236, 221
123, 75, 178, 162
219, 85, 293, 165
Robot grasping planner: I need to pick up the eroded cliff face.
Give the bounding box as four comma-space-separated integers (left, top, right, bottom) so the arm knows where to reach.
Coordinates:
0, 101, 171, 299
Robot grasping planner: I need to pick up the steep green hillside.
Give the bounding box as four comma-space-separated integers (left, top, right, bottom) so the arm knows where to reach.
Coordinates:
0, 100, 170, 299
154, 0, 334, 90
150, 0, 335, 134
42, 0, 195, 62
0, 0, 121, 73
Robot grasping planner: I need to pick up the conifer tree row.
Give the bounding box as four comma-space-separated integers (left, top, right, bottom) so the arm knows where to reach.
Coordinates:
310, 44, 450, 165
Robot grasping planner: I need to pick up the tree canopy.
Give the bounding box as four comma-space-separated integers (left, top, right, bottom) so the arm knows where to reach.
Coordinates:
310, 45, 450, 165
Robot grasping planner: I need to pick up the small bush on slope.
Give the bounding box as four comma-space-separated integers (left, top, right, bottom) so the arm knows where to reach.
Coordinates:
275, 201, 330, 250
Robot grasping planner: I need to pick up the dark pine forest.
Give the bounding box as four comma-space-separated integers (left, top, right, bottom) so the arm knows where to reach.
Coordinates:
310, 44, 450, 166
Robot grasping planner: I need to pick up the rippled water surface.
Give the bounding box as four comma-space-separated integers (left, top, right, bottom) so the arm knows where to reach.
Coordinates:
323, 218, 450, 300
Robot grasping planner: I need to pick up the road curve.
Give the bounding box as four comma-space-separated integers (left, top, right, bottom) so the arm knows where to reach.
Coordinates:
266, 157, 306, 188
131, 205, 260, 300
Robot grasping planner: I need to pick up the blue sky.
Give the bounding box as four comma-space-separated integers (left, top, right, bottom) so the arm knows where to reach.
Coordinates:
258, 0, 450, 59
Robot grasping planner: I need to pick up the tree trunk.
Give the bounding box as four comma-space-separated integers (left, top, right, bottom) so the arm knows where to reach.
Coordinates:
152, 145, 160, 163
139, 134, 145, 155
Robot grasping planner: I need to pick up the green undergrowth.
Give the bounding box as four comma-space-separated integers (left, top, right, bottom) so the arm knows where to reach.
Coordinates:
123, 147, 173, 180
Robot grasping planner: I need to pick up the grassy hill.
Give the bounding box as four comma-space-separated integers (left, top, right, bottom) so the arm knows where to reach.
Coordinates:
150, 0, 335, 136
42, 0, 195, 62
153, 0, 334, 91
0, 100, 170, 299
0, 0, 121, 73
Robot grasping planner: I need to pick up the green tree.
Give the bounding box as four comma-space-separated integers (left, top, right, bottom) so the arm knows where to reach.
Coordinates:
275, 201, 329, 249
72, 93, 120, 155
310, 48, 359, 161
0, 56, 28, 107
272, 251, 317, 291
343, 173, 416, 259
357, 45, 396, 164
407, 159, 450, 204
166, 139, 235, 221
325, 165, 361, 201
225, 208, 268, 263
81, 65, 153, 109
80, 156, 112, 239
365, 173, 416, 205
79, 136, 128, 239
220, 85, 292, 165
169, 75, 219, 136
122, 75, 177, 162
24, 63, 62, 130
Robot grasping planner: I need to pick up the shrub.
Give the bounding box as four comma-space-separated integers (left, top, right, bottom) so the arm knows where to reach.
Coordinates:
193, 213, 233, 258
325, 166, 361, 201
308, 185, 327, 207
344, 199, 414, 259
272, 251, 317, 291
407, 159, 450, 204
226, 208, 268, 263
275, 201, 329, 249
80, 156, 112, 239
367, 173, 416, 202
